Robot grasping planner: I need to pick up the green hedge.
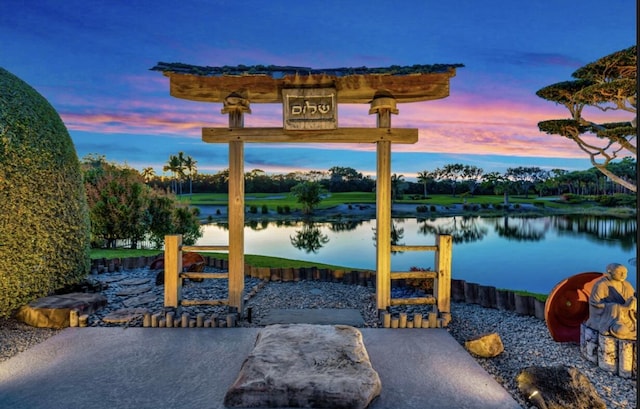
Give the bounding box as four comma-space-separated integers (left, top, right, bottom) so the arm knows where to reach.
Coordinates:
0, 68, 91, 317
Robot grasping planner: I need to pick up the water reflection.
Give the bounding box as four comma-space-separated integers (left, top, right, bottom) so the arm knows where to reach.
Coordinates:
417, 216, 488, 244
371, 221, 405, 253
198, 215, 636, 293
552, 215, 637, 251
328, 220, 364, 232
492, 216, 549, 242
290, 221, 330, 253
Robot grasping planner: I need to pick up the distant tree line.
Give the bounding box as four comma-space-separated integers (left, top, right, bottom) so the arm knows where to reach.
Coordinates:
81, 150, 635, 249
147, 157, 635, 199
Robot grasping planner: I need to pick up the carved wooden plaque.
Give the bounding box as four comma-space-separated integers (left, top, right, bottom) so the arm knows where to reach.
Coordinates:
282, 88, 337, 130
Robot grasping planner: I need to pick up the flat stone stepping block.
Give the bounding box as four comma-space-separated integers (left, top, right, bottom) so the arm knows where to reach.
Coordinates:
99, 275, 127, 283
122, 293, 158, 307
262, 308, 365, 326
102, 308, 148, 323
224, 324, 381, 409
16, 293, 107, 328
119, 278, 152, 286
116, 285, 152, 296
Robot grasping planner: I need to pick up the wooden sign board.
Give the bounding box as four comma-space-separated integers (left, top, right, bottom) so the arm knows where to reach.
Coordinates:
282, 88, 337, 130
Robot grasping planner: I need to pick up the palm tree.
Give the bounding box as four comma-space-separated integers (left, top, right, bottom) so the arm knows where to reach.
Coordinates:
176, 151, 187, 196
416, 170, 434, 198
391, 173, 406, 203
183, 155, 197, 197
141, 167, 155, 184
163, 154, 181, 194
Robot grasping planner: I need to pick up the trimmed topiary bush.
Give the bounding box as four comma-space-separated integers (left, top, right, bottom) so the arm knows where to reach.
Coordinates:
0, 68, 91, 318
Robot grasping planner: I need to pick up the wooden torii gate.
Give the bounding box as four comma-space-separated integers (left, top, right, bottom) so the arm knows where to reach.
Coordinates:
153, 63, 461, 316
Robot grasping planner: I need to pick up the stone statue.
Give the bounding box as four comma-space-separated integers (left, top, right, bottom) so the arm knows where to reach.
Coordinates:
585, 263, 637, 340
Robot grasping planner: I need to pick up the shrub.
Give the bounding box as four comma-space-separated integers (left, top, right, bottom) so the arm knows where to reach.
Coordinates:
430, 205, 436, 212
261, 204, 268, 214
596, 194, 636, 207
0, 68, 91, 317
249, 205, 258, 214
533, 201, 546, 208
560, 193, 584, 204
283, 205, 291, 214
416, 205, 428, 213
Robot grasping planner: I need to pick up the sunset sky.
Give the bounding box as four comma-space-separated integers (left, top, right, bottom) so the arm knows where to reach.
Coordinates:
1, 0, 635, 180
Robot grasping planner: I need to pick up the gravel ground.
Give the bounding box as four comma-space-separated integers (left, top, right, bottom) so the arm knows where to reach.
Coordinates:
1, 269, 636, 409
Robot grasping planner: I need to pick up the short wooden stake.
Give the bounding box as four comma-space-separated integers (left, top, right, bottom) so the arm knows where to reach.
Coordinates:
204, 320, 211, 328
143, 312, 151, 327
151, 313, 160, 328
390, 317, 399, 329
159, 319, 166, 328
382, 311, 391, 328
441, 312, 452, 327
69, 309, 79, 327
210, 314, 218, 328
79, 314, 88, 327
437, 318, 445, 328
399, 313, 407, 328
196, 313, 205, 327
189, 319, 196, 328
166, 312, 174, 328
413, 313, 423, 328
226, 314, 236, 328
428, 312, 437, 328
181, 313, 189, 328
421, 320, 430, 328
406, 320, 414, 328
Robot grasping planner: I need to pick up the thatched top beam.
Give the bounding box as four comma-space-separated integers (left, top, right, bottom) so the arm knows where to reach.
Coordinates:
151, 63, 463, 104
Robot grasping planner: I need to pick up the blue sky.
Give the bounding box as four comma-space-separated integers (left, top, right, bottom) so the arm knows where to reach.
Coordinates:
0, 0, 635, 180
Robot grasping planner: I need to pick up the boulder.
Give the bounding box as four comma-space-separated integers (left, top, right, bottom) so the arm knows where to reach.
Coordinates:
224, 324, 381, 409
516, 365, 605, 409
16, 292, 107, 328
464, 332, 504, 358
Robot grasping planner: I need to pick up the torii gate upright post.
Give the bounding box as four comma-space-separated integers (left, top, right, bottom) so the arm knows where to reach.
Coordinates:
222, 94, 250, 313
370, 95, 399, 312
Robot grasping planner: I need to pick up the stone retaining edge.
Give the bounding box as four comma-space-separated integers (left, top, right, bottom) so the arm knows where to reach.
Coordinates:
91, 256, 546, 321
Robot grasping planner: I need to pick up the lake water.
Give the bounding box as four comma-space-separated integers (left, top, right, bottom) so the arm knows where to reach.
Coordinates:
197, 215, 637, 295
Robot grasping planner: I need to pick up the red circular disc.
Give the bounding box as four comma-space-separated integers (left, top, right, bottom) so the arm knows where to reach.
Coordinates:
545, 272, 604, 343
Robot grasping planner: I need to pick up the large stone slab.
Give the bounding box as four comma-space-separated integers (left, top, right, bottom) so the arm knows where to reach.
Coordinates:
16, 292, 107, 328
224, 324, 381, 409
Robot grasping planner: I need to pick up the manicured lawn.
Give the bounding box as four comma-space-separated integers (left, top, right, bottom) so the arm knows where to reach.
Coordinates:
181, 192, 576, 211
89, 249, 359, 271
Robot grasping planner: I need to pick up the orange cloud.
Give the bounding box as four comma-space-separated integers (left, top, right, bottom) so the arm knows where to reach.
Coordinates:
60, 83, 633, 162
